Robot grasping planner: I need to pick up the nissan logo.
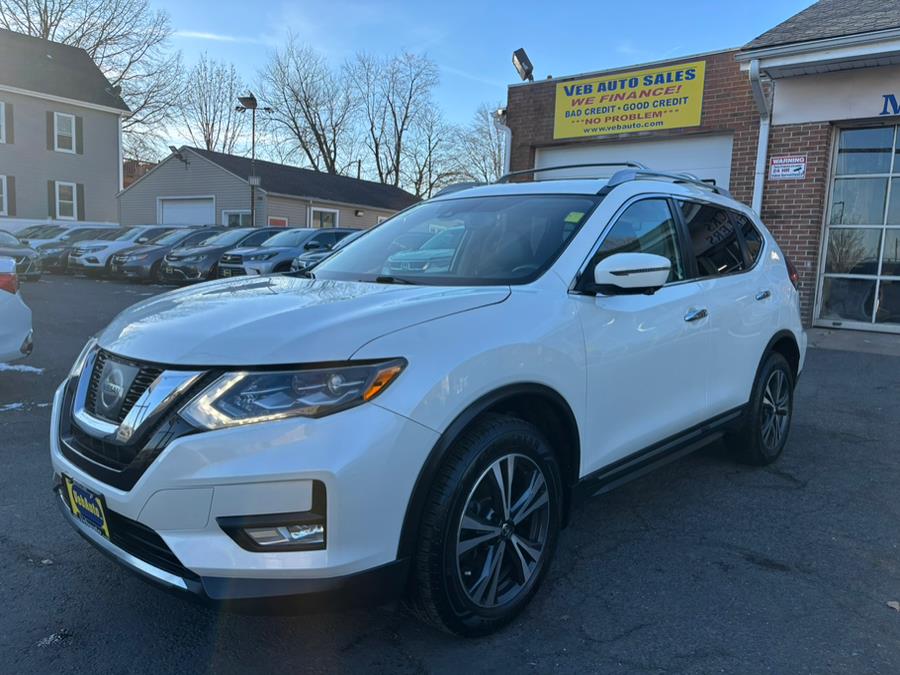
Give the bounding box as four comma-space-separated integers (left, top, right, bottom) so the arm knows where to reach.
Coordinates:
100, 367, 126, 410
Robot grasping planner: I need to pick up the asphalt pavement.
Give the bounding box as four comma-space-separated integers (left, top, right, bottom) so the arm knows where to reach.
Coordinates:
2, 276, 900, 673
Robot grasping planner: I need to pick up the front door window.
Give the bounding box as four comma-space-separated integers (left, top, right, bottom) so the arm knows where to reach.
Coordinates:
818, 126, 900, 331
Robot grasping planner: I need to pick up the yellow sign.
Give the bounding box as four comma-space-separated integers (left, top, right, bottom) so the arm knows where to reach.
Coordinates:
553, 61, 706, 139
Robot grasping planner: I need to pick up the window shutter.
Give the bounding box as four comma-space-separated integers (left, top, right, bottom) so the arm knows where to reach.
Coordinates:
75, 116, 83, 154
4, 103, 12, 144
6, 176, 15, 216
47, 180, 56, 218
46, 111, 54, 150
76, 183, 85, 221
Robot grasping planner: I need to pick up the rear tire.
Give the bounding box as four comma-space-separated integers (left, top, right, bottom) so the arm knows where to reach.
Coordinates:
407, 413, 562, 636
728, 352, 794, 466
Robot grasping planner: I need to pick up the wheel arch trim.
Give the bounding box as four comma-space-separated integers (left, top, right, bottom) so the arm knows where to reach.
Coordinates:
395, 382, 580, 561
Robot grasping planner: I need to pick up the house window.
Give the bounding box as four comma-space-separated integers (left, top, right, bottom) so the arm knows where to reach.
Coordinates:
54, 112, 75, 153
311, 207, 339, 228
268, 216, 288, 227
0, 102, 5, 144
223, 210, 252, 227
0, 176, 7, 215
56, 181, 76, 219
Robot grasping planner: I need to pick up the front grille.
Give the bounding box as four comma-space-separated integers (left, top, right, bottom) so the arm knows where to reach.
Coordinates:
106, 509, 199, 580
220, 254, 242, 264
85, 350, 163, 424
69, 424, 137, 471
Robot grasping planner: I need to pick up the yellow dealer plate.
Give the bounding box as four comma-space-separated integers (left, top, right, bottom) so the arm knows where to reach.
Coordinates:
64, 475, 110, 539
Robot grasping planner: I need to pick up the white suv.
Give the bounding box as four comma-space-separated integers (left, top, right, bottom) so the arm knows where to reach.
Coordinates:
51, 165, 806, 636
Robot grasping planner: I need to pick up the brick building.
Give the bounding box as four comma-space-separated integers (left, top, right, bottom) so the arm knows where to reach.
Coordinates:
505, 0, 900, 333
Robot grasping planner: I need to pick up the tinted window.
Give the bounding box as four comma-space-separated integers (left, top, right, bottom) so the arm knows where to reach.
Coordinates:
679, 201, 745, 276
182, 230, 220, 247
731, 211, 763, 265
590, 199, 685, 282
311, 231, 338, 248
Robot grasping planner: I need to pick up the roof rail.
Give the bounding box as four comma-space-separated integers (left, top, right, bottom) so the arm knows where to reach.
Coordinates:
432, 182, 485, 197
495, 162, 648, 183
603, 169, 732, 197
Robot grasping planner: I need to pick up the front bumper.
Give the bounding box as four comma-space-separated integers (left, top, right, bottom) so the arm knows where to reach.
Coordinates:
53, 486, 409, 607
50, 379, 438, 605
160, 261, 211, 282
111, 260, 153, 280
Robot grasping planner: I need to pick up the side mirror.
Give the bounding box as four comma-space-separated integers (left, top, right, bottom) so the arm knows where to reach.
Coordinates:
137, 236, 150, 244
304, 241, 324, 251
591, 252, 671, 295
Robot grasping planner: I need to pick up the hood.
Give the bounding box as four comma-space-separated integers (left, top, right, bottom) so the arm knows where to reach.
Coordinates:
0, 244, 35, 257
169, 244, 227, 259
98, 276, 510, 365
119, 244, 162, 257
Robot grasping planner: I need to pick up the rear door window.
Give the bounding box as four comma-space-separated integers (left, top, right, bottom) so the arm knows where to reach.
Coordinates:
678, 201, 745, 276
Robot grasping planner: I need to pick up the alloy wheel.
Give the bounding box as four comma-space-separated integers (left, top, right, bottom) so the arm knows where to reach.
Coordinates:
456, 453, 550, 608
761, 369, 791, 451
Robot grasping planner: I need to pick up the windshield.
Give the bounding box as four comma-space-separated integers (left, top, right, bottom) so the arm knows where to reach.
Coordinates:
113, 228, 143, 241
201, 228, 255, 247
147, 229, 191, 246
0, 231, 20, 246
313, 195, 599, 285
261, 229, 312, 248
30, 226, 66, 239
60, 229, 100, 242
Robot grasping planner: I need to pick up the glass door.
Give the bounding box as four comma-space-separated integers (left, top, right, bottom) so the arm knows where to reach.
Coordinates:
817, 126, 900, 333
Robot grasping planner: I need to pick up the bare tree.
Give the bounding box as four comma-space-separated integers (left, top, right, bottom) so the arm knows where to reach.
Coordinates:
0, 0, 184, 159
180, 53, 247, 154
403, 107, 461, 198
456, 102, 506, 184
258, 37, 356, 174
348, 51, 439, 186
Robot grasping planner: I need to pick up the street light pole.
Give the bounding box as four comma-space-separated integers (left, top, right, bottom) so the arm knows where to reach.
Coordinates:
236, 93, 272, 227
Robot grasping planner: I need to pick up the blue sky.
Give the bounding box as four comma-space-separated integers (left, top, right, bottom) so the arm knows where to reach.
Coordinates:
160, 0, 813, 126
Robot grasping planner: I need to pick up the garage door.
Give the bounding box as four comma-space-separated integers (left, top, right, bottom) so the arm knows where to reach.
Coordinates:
534, 134, 734, 189
159, 198, 215, 225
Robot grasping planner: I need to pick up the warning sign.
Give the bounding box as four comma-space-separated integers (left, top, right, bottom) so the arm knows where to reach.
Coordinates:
769, 155, 807, 180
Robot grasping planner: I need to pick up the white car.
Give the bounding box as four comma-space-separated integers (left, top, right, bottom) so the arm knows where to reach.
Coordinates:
51, 165, 806, 636
0, 257, 33, 362
69, 226, 177, 274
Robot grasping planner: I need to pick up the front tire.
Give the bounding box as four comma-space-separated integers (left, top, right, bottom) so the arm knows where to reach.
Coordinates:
408, 414, 562, 636
728, 352, 794, 465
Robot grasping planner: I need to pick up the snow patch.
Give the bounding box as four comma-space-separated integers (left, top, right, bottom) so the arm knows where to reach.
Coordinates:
0, 363, 44, 374
0, 402, 25, 413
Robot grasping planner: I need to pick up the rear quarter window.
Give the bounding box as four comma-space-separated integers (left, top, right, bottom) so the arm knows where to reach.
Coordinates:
730, 210, 764, 266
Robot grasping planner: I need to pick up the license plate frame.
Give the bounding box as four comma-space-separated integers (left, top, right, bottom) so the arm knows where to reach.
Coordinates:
63, 475, 111, 539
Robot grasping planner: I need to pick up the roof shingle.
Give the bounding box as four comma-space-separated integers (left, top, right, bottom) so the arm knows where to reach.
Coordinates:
0, 29, 129, 111
187, 147, 418, 211
744, 0, 900, 50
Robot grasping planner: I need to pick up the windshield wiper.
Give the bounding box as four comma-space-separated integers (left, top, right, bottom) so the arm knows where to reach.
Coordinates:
373, 275, 415, 285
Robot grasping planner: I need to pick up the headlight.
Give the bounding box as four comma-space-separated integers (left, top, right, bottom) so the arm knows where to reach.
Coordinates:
246, 252, 277, 261
83, 246, 106, 253
41, 247, 63, 255
180, 359, 406, 430
180, 254, 206, 263
125, 254, 149, 262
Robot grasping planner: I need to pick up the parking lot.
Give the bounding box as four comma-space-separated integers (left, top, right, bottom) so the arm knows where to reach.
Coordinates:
2, 275, 900, 673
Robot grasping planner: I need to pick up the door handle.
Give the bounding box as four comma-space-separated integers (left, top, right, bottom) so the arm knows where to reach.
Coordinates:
684, 307, 708, 322
755, 290, 772, 301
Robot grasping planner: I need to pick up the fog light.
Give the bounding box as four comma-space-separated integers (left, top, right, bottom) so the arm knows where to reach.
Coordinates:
245, 523, 325, 547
